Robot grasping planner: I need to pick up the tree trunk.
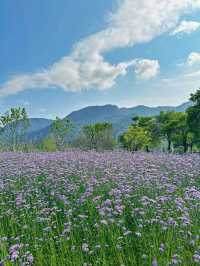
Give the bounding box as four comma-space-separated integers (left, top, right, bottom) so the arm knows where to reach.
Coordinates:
183, 144, 187, 153
183, 138, 188, 153
167, 139, 171, 152
190, 143, 193, 153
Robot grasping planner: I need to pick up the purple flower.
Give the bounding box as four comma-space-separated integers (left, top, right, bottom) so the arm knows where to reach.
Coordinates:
82, 243, 89, 252
193, 253, 200, 263
152, 258, 158, 266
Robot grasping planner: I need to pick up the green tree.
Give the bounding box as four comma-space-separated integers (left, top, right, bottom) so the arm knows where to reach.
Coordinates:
0, 107, 29, 151
156, 111, 194, 153
132, 116, 161, 151
187, 89, 200, 149
157, 111, 182, 152
187, 132, 196, 153
50, 117, 73, 150
41, 137, 57, 152
76, 122, 115, 151
171, 112, 189, 153
120, 125, 151, 152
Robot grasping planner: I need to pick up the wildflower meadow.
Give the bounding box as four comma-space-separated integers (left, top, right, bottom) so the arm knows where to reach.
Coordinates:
0, 151, 200, 265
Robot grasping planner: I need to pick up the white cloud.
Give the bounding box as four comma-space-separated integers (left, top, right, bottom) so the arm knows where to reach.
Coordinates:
184, 69, 200, 77
133, 59, 160, 80
187, 52, 200, 66
172, 20, 200, 35
1, 0, 200, 97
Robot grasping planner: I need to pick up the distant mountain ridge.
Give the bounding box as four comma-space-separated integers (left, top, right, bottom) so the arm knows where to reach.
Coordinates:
68, 102, 191, 124
27, 101, 192, 141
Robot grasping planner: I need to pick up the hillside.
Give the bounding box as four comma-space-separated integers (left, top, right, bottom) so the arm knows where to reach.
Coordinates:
28, 101, 192, 140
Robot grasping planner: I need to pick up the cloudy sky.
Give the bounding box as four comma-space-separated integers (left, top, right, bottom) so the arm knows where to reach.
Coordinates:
1, 0, 200, 118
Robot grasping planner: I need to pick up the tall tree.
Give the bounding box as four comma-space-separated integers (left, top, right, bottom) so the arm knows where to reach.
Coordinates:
132, 116, 161, 151
120, 125, 151, 152
187, 89, 200, 149
171, 112, 189, 153
157, 111, 182, 152
50, 117, 73, 150
77, 122, 115, 151
0, 107, 29, 151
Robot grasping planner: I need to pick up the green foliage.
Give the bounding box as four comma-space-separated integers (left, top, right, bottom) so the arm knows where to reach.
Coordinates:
157, 111, 176, 151
157, 111, 190, 152
190, 89, 200, 105
133, 116, 161, 148
187, 89, 200, 149
75, 122, 115, 151
120, 125, 151, 151
170, 112, 190, 152
50, 117, 73, 150
121, 104, 198, 153
41, 137, 57, 152
0, 107, 29, 151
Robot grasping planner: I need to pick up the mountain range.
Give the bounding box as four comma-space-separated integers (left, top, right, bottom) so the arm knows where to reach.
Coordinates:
25, 101, 192, 141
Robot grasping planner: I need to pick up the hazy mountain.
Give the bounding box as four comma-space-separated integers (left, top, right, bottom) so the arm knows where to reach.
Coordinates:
27, 118, 53, 133
10, 102, 192, 141
27, 118, 53, 140
67, 101, 192, 137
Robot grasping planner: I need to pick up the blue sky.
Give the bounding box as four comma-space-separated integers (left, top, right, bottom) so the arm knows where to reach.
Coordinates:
1, 0, 200, 118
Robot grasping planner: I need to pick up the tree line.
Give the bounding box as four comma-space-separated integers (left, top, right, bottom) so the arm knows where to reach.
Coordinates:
120, 111, 190, 152
120, 89, 200, 153
0, 89, 200, 153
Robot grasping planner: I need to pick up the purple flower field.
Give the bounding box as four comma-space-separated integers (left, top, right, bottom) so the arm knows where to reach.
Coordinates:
1, 151, 200, 265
